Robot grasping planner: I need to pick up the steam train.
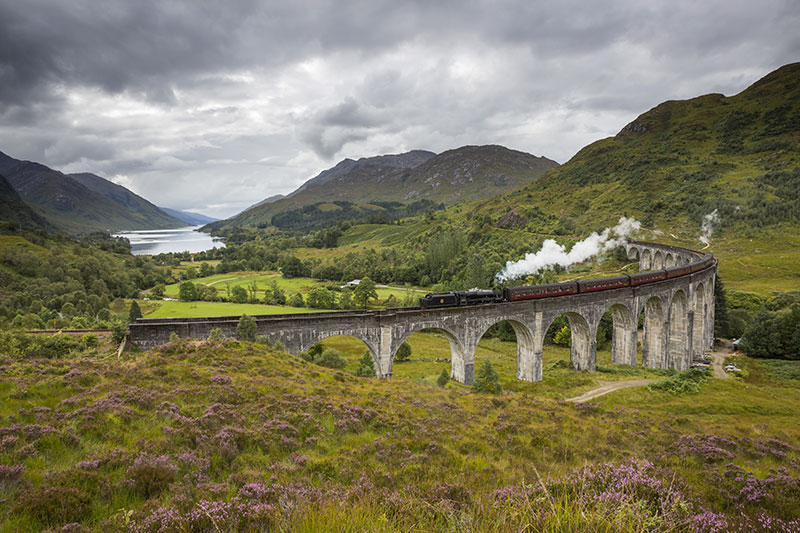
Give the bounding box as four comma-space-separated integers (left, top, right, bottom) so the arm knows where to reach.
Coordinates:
418, 253, 716, 309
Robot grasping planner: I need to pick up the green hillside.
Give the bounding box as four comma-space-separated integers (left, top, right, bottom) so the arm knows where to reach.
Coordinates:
458, 62, 800, 292
0, 173, 53, 231
210, 145, 559, 231
0, 151, 184, 234
481, 62, 800, 233
70, 172, 184, 228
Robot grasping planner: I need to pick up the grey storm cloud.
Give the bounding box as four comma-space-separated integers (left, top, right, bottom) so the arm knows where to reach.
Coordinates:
0, 0, 798, 217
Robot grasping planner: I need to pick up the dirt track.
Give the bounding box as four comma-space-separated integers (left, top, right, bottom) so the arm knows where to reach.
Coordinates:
712, 339, 733, 379
565, 379, 657, 403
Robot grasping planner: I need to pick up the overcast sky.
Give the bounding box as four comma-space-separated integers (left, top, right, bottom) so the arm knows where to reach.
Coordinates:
1, 1, 798, 218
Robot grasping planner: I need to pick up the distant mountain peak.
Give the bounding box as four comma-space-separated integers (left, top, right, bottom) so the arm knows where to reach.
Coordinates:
209, 145, 558, 231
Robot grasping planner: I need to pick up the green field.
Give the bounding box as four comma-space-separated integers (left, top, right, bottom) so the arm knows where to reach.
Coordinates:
139, 299, 318, 318
161, 270, 425, 308
315, 331, 666, 398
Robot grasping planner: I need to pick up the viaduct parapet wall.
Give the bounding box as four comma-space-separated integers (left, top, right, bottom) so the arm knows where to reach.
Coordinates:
129, 241, 716, 385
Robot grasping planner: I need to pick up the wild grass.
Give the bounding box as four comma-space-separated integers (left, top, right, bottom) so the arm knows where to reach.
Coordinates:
0, 339, 798, 531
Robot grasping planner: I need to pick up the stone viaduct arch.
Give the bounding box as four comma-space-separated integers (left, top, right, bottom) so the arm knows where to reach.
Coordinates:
129, 242, 716, 386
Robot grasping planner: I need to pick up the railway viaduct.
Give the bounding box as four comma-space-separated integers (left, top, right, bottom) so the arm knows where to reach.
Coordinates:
129, 241, 716, 385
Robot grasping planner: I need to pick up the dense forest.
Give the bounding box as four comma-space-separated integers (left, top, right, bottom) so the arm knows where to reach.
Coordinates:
0, 223, 170, 331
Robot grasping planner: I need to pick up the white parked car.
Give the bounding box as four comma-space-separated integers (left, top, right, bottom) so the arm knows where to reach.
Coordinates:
724, 364, 738, 372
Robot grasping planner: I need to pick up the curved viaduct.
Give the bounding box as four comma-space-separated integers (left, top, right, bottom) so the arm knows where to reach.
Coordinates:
129, 241, 716, 385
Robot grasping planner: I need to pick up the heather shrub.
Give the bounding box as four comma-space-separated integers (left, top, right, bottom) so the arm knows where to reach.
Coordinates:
126, 454, 177, 498
17, 485, 91, 527
0, 464, 25, 490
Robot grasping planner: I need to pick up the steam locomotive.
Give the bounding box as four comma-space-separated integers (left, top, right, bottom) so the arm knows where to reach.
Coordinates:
418, 253, 716, 309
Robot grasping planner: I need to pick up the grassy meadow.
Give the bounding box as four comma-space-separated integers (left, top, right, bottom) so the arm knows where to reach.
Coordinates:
317, 332, 667, 398
137, 300, 318, 319
159, 270, 424, 308
0, 337, 798, 531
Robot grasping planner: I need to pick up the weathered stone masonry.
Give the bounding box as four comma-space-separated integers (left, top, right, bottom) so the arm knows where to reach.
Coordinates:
129, 241, 716, 385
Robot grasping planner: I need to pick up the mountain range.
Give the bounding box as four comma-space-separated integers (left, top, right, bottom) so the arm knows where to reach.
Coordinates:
209, 145, 559, 231
0, 150, 186, 234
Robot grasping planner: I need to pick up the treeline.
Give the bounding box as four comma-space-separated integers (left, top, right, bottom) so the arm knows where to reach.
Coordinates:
271, 199, 444, 232
0, 224, 169, 330
154, 216, 631, 294
174, 276, 411, 310
738, 302, 800, 360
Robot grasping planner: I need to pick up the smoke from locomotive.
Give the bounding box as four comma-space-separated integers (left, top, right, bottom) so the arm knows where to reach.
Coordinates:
496, 216, 641, 282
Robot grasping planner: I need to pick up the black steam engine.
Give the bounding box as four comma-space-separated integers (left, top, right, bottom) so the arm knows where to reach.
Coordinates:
418, 253, 716, 309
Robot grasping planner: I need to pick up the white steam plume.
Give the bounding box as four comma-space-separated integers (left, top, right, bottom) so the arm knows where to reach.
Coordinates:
699, 209, 719, 246
496, 216, 641, 282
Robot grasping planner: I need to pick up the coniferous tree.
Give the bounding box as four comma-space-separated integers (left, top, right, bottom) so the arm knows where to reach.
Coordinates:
437, 368, 450, 387
355, 351, 375, 377
474, 360, 502, 394
237, 314, 257, 341
714, 274, 731, 338
128, 300, 143, 323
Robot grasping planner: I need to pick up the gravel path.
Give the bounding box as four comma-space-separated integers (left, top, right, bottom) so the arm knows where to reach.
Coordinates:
712, 340, 733, 379
564, 379, 658, 403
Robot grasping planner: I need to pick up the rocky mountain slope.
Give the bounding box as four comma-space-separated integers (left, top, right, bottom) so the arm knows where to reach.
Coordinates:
209, 145, 558, 230
0, 151, 183, 234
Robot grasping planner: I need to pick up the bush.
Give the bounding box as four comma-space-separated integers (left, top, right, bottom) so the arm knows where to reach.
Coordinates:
355, 351, 375, 377
437, 368, 449, 387
81, 333, 98, 348
648, 368, 710, 395
395, 341, 412, 362
553, 325, 571, 346
474, 360, 502, 394
237, 314, 257, 341
208, 328, 224, 342
288, 292, 305, 307
111, 321, 127, 344
314, 348, 347, 370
